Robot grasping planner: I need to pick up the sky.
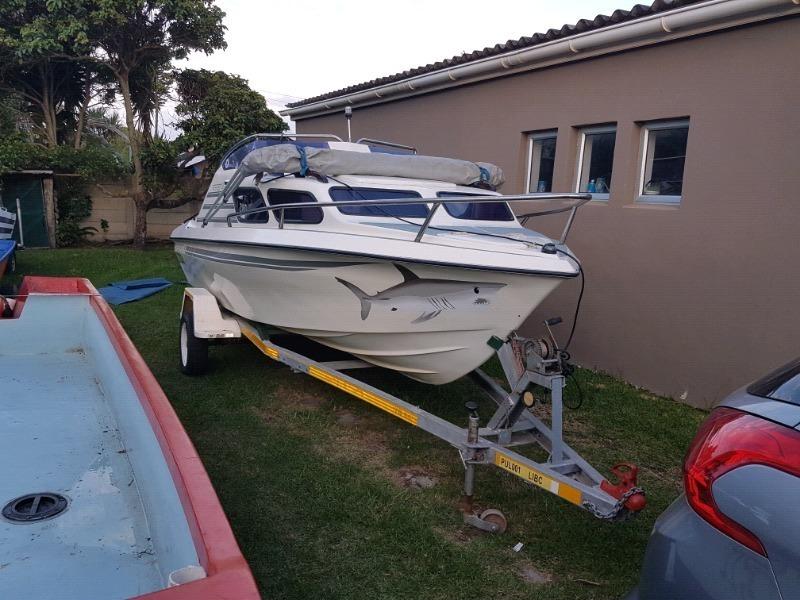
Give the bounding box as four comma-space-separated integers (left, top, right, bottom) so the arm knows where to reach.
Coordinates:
175, 0, 628, 127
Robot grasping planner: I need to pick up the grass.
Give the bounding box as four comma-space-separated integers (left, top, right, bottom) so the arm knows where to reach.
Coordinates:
9, 247, 706, 600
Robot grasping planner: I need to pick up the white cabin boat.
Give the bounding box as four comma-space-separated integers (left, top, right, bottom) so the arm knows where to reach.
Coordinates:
171, 135, 588, 384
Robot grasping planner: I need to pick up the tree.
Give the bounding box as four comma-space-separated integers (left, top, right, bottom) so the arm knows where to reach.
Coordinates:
1, 2, 285, 247
174, 69, 285, 165
80, 0, 227, 247
139, 69, 285, 218
0, 2, 91, 148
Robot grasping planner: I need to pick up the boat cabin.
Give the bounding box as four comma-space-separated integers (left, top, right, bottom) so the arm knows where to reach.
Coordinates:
195, 135, 574, 251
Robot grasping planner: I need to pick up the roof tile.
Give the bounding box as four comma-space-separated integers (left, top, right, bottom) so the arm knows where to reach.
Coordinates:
287, 0, 704, 108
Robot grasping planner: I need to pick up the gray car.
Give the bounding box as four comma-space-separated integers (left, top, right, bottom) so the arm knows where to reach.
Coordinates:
626, 357, 800, 600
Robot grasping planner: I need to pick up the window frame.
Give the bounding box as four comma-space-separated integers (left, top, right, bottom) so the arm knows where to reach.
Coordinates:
328, 186, 428, 218
636, 118, 689, 206
574, 124, 617, 201
266, 188, 323, 225
524, 130, 558, 194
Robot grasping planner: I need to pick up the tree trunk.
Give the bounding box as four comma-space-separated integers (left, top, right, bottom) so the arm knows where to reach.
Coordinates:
42, 102, 58, 148
39, 65, 58, 148
118, 70, 147, 248
152, 99, 159, 139
74, 77, 92, 149
133, 199, 147, 248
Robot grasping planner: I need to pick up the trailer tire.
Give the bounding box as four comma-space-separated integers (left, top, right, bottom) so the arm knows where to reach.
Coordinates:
180, 314, 209, 375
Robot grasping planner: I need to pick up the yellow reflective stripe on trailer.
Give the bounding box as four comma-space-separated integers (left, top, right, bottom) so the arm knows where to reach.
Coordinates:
494, 451, 582, 506
242, 328, 280, 360
308, 366, 419, 426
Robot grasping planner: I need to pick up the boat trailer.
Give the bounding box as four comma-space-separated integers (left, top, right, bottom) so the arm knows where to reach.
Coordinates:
180, 287, 646, 533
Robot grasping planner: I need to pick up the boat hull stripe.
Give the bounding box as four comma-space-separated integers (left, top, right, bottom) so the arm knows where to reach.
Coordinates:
173, 236, 577, 278
184, 246, 369, 271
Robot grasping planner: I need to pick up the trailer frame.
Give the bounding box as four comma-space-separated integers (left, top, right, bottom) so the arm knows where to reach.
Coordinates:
180, 287, 645, 532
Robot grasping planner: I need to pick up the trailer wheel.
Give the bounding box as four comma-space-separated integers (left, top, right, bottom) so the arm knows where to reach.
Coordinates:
479, 508, 508, 534
180, 314, 209, 375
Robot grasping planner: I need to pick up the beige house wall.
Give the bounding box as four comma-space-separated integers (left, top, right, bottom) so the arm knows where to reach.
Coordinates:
295, 17, 800, 408
81, 183, 200, 241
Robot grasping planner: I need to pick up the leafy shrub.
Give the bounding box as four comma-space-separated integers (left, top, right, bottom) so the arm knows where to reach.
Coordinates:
56, 220, 97, 246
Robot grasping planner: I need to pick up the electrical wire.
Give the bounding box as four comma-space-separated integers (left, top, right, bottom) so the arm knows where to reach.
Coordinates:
552, 247, 584, 354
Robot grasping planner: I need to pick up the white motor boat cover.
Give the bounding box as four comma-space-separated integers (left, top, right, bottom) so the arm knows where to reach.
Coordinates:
239, 144, 505, 188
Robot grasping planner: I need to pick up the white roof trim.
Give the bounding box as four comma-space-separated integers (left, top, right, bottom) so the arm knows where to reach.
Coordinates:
283, 0, 799, 120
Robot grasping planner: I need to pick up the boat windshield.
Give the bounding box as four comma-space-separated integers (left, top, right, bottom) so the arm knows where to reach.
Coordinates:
329, 187, 429, 218
437, 192, 515, 221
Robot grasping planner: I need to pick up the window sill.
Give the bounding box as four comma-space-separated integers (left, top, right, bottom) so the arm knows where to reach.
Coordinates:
582, 193, 609, 202
637, 195, 681, 205
625, 197, 681, 210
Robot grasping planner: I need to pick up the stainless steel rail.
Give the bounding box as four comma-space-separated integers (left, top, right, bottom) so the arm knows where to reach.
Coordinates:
206, 134, 348, 226
355, 138, 418, 154
223, 193, 591, 244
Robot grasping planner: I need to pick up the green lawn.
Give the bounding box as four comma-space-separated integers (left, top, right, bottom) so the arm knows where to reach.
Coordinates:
10, 247, 706, 600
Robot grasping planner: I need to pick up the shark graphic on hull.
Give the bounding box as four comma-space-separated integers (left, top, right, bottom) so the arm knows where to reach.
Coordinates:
336, 263, 506, 323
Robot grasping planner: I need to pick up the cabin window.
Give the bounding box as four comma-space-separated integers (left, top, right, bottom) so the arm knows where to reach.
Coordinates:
576, 125, 616, 200
234, 187, 268, 223
329, 187, 428, 218
525, 131, 557, 193
267, 189, 323, 224
637, 119, 689, 204
437, 192, 514, 221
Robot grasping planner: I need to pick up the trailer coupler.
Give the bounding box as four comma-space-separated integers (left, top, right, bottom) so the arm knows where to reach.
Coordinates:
600, 463, 647, 512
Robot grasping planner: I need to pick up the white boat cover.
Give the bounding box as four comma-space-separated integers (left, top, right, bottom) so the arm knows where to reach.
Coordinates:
239, 144, 505, 188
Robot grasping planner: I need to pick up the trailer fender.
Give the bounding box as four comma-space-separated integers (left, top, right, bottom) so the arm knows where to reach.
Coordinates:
181, 288, 242, 339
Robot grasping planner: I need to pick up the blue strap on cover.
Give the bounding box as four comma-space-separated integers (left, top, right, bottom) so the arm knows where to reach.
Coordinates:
297, 146, 309, 177
478, 166, 490, 183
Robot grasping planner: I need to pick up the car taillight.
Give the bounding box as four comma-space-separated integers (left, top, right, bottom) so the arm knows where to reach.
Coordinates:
683, 407, 800, 556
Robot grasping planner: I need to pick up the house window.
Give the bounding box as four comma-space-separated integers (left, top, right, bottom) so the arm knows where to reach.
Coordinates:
576, 125, 616, 200
525, 131, 557, 193
638, 120, 689, 204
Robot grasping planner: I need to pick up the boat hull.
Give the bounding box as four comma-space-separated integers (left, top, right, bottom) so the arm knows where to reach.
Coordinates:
0, 240, 15, 279
174, 240, 564, 384
0, 277, 259, 600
